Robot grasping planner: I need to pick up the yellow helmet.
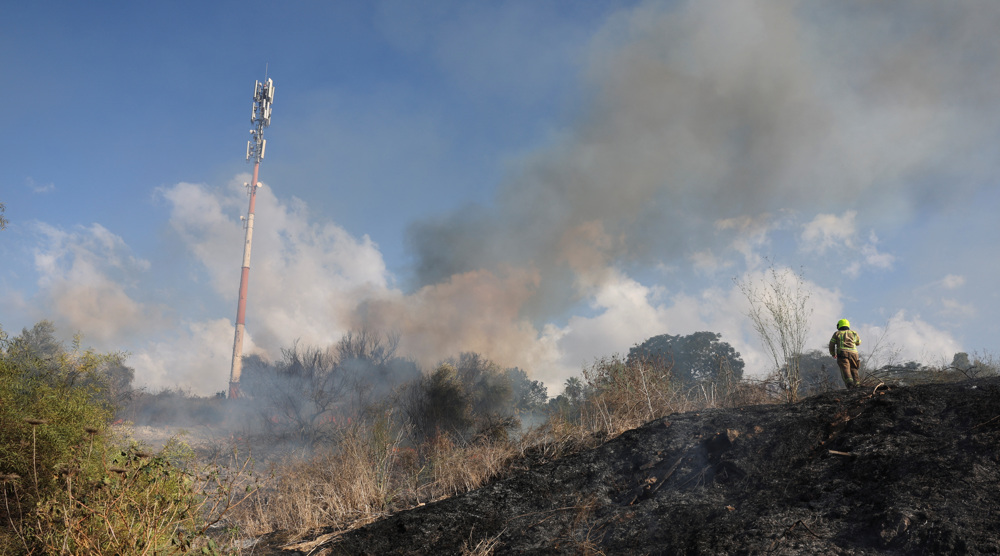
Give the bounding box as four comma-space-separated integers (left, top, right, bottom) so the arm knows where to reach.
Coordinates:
837, 319, 850, 329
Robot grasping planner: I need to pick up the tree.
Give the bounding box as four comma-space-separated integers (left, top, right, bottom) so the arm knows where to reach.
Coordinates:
334, 326, 419, 411
505, 367, 548, 414
736, 264, 812, 402
0, 201, 7, 230
0, 321, 224, 554
241, 343, 347, 444
627, 331, 745, 387
546, 376, 587, 421
563, 376, 585, 404
947, 351, 999, 379
240, 327, 419, 446
0, 321, 120, 509
403, 363, 472, 442
5, 321, 63, 377
951, 352, 972, 372
453, 353, 510, 419
401, 352, 531, 443
798, 349, 841, 395
336, 326, 399, 367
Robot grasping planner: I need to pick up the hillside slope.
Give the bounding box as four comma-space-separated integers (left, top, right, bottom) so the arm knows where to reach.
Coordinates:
261, 378, 1000, 555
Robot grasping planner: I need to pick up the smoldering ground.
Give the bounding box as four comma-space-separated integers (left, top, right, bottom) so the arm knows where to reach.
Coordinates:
272, 377, 1000, 555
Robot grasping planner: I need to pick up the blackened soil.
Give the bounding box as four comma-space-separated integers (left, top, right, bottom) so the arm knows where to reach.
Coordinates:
258, 378, 1000, 555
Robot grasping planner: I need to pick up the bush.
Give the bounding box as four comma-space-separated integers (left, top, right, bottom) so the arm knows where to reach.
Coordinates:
402, 353, 529, 445
0, 326, 116, 523
238, 330, 420, 450
579, 354, 677, 436
0, 322, 243, 554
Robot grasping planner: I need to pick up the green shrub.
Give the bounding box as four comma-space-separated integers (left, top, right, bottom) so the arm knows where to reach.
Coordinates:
0, 327, 115, 520
26, 441, 207, 554
0, 322, 239, 554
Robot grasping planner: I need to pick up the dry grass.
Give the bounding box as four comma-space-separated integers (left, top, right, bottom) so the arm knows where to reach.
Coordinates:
460, 527, 505, 555
217, 365, 783, 549
422, 435, 517, 500
563, 496, 609, 556
230, 422, 518, 538
577, 356, 778, 438
234, 427, 400, 535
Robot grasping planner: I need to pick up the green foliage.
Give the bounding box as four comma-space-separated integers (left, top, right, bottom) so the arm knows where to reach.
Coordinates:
505, 367, 548, 414
546, 377, 588, 421
28, 443, 204, 554
403, 353, 535, 444
0, 321, 229, 554
627, 331, 745, 386
947, 351, 999, 378
952, 352, 972, 371
0, 323, 116, 504
454, 353, 510, 421
411, 363, 473, 439
563, 376, 585, 404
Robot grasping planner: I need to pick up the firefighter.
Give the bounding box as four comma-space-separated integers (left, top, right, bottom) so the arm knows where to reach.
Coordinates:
829, 319, 862, 389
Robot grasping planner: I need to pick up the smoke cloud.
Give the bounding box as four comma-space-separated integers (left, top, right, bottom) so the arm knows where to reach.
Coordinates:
153, 0, 986, 392
382, 0, 994, 384
8, 0, 989, 395
29, 222, 162, 344
408, 0, 1000, 301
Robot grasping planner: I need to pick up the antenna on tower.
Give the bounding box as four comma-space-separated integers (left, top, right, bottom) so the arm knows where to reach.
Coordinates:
229, 72, 275, 399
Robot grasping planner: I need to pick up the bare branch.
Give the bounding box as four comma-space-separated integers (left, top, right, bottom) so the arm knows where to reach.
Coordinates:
736, 262, 813, 402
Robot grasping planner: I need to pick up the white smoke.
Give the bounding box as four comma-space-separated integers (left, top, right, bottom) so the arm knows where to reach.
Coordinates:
7, 0, 991, 396
28, 222, 162, 345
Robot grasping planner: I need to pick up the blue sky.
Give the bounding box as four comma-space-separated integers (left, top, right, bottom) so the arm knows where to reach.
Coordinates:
3, 1, 999, 395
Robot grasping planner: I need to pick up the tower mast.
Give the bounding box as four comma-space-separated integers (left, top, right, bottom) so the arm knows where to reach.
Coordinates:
229, 76, 274, 399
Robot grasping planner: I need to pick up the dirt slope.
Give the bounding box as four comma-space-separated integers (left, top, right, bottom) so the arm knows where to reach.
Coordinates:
259, 378, 1000, 555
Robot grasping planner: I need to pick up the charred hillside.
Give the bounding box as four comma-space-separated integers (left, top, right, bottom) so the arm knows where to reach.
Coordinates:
261, 378, 1000, 555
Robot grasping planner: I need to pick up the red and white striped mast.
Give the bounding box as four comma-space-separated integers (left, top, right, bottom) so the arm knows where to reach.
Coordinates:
229, 76, 274, 399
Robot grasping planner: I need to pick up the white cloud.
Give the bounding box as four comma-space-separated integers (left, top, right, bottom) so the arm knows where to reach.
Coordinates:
160, 177, 391, 357
7, 178, 961, 399
859, 311, 962, 368
29, 222, 160, 345
158, 178, 554, 392
940, 298, 976, 319
4, 1, 996, 402
941, 274, 965, 290
26, 177, 55, 193
130, 318, 260, 395
532, 265, 848, 395
800, 211, 856, 254
800, 213, 893, 278
690, 249, 731, 275
859, 231, 894, 270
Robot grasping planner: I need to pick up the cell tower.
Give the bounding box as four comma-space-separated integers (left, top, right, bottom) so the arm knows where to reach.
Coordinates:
229, 76, 274, 399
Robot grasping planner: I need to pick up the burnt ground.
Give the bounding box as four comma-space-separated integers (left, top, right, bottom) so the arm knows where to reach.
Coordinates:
255, 378, 1000, 555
